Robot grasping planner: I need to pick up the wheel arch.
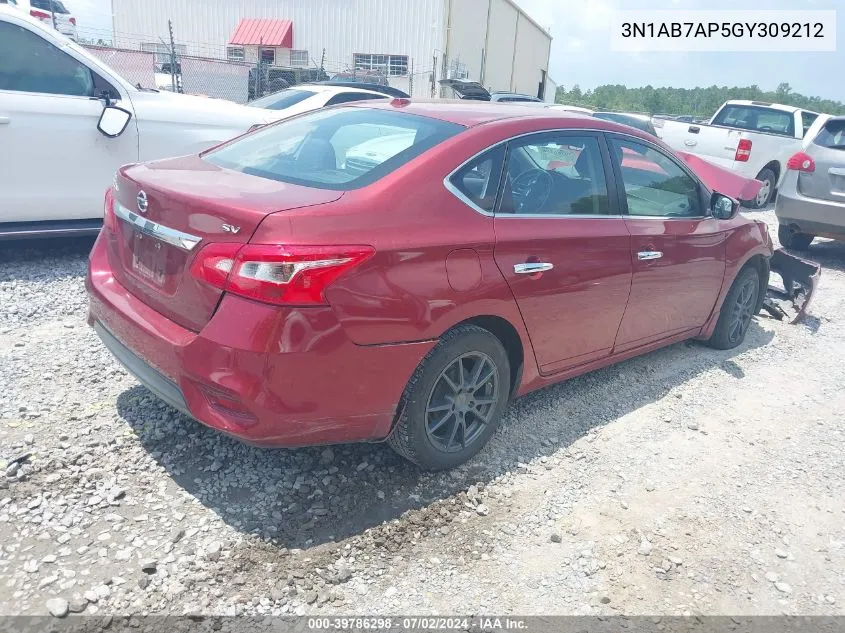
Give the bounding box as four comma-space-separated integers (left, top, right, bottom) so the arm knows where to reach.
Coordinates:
456, 315, 525, 399
758, 160, 781, 184
742, 253, 770, 313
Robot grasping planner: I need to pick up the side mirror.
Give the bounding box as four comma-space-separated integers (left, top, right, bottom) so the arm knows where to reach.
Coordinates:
97, 105, 132, 138
711, 192, 739, 220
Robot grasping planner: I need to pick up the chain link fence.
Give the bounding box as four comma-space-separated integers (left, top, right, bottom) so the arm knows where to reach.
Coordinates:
80, 38, 436, 104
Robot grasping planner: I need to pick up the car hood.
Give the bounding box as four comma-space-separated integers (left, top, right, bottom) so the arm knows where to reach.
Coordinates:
676, 151, 764, 202
129, 90, 278, 126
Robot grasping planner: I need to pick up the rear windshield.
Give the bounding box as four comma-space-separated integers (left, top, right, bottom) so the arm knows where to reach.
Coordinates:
813, 119, 845, 150
250, 89, 316, 110
204, 107, 464, 190
712, 105, 794, 137
593, 112, 652, 133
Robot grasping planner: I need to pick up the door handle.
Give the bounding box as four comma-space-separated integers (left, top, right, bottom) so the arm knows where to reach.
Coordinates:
684, 139, 697, 146
514, 262, 553, 274
637, 251, 663, 261
0, 116, 10, 125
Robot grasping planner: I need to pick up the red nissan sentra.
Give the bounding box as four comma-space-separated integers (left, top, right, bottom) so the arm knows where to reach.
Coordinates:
87, 100, 774, 470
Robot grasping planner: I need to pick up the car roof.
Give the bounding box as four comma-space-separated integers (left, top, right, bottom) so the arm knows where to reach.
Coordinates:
349, 99, 656, 138
724, 100, 803, 113
595, 111, 651, 122
295, 84, 387, 97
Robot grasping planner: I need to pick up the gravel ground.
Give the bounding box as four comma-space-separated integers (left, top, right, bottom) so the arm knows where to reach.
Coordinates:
1, 207, 843, 618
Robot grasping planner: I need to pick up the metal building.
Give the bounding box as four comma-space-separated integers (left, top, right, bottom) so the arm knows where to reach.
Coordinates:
109, 0, 552, 98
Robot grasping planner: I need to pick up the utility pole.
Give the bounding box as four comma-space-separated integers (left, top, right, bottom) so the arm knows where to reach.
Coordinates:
319, 48, 326, 76
408, 58, 414, 97
168, 19, 178, 93
431, 54, 436, 98
50, 3, 58, 30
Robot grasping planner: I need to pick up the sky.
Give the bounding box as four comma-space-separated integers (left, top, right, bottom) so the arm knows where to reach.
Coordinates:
65, 0, 845, 103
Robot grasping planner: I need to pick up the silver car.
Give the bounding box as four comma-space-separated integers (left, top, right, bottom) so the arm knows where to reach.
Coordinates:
776, 115, 845, 250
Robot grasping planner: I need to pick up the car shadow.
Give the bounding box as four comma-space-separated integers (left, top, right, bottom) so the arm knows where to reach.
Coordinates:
114, 320, 775, 551
799, 238, 845, 273
0, 235, 96, 281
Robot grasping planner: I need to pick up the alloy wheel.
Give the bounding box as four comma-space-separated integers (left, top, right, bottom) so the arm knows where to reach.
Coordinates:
728, 278, 757, 344
424, 352, 499, 453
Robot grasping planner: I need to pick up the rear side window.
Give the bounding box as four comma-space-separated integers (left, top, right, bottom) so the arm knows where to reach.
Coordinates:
250, 88, 315, 110
712, 105, 794, 137
205, 107, 464, 190
0, 22, 94, 96
813, 119, 845, 150
448, 146, 505, 213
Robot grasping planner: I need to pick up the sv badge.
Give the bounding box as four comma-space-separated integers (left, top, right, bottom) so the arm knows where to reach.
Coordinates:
221, 224, 241, 234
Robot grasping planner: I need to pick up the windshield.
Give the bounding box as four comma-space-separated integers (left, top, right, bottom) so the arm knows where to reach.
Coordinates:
594, 112, 653, 134
250, 89, 316, 110
204, 107, 464, 191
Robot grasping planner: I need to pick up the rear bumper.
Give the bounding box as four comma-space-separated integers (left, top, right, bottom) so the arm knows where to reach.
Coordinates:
86, 232, 434, 447
775, 185, 845, 240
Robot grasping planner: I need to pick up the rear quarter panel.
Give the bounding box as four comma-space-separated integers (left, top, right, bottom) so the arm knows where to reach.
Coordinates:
249, 125, 532, 347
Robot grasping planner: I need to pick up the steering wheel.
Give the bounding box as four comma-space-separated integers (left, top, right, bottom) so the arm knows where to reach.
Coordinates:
511, 169, 554, 214
759, 126, 774, 132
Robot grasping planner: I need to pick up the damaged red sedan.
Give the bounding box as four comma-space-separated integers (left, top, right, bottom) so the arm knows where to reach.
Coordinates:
88, 100, 781, 470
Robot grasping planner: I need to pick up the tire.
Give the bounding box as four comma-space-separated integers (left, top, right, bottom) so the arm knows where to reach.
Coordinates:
777, 223, 814, 251
705, 266, 760, 350
743, 167, 776, 209
387, 324, 511, 470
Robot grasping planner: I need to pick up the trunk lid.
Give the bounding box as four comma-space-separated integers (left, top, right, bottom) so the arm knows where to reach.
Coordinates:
109, 155, 342, 331
438, 79, 491, 101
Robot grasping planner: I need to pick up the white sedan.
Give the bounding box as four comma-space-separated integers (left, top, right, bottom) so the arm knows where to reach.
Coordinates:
249, 84, 389, 118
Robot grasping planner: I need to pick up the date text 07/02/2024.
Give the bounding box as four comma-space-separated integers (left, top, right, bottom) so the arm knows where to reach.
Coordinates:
306, 617, 528, 630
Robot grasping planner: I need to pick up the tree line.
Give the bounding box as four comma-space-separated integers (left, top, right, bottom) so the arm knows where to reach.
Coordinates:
555, 82, 845, 118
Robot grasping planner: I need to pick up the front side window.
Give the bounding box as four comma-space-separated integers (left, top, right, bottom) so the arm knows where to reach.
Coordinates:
449, 146, 505, 213
205, 107, 463, 191
610, 138, 702, 218
499, 135, 610, 215
0, 22, 94, 96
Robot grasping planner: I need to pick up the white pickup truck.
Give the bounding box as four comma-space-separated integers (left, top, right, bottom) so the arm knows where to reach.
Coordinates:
655, 100, 821, 208
0, 6, 279, 239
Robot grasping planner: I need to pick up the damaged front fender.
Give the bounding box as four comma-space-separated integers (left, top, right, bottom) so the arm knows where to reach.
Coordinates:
763, 249, 821, 324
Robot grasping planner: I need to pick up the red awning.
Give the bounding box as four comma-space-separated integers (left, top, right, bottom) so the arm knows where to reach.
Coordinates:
228, 18, 293, 48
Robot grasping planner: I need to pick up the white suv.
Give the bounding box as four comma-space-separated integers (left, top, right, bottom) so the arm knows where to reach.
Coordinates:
0, 7, 278, 238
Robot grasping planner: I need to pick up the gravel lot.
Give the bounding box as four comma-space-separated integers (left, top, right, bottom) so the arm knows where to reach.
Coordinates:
1, 208, 843, 618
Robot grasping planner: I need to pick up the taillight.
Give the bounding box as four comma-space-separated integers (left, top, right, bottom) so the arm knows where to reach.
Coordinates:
103, 188, 117, 233
786, 151, 815, 173
30, 9, 50, 20
735, 139, 752, 162
69, 17, 77, 25
190, 244, 375, 306
190, 242, 240, 289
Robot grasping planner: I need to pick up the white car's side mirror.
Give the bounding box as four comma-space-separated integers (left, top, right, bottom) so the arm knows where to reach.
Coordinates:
98, 106, 132, 138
